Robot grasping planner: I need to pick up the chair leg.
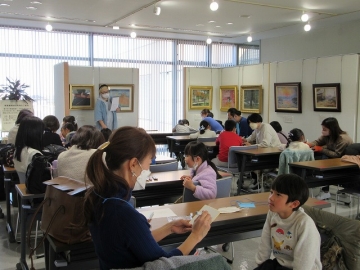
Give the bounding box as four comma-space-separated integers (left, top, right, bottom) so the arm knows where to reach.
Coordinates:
15, 212, 20, 242
335, 190, 338, 215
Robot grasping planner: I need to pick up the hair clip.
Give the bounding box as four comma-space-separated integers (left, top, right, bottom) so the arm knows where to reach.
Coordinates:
200, 125, 205, 130
98, 141, 110, 150
288, 132, 293, 137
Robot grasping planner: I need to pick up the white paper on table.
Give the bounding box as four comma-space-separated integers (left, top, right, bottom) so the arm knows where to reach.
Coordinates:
189, 205, 220, 225
110, 98, 119, 111
139, 208, 177, 220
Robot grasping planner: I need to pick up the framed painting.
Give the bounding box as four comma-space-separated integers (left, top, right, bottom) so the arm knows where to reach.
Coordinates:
240, 85, 263, 113
220, 85, 238, 112
188, 86, 213, 110
69, 84, 94, 110
274, 82, 302, 113
313, 83, 341, 112
107, 84, 134, 112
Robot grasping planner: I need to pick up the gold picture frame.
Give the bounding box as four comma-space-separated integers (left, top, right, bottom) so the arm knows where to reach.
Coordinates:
69, 84, 94, 110
107, 84, 134, 112
240, 85, 263, 113
220, 85, 238, 112
188, 85, 213, 110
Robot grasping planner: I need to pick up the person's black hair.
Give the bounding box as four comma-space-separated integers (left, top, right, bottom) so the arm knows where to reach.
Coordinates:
321, 117, 345, 143
15, 116, 44, 162
182, 119, 190, 125
208, 112, 214, 118
224, 120, 236, 132
270, 121, 282, 133
201, 109, 211, 116
178, 119, 184, 125
99, 84, 108, 90
271, 174, 309, 211
71, 125, 105, 150
63, 115, 78, 131
286, 128, 305, 148
184, 141, 222, 179
43, 115, 60, 132
247, 113, 263, 124
62, 123, 75, 132
15, 109, 33, 125
227, 108, 241, 117
199, 120, 210, 135
100, 128, 112, 141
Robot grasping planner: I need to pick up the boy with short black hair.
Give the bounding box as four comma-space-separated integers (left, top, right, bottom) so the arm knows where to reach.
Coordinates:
255, 174, 322, 270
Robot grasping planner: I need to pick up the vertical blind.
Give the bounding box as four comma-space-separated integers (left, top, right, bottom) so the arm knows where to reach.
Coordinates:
0, 26, 260, 131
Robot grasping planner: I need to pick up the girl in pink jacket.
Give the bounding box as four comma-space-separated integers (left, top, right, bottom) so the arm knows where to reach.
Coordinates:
181, 141, 222, 200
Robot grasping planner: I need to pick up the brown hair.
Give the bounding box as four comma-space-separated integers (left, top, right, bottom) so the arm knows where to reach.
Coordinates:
71, 125, 105, 150
83, 126, 156, 224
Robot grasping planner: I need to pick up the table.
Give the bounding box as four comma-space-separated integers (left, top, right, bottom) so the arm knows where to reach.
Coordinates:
147, 131, 173, 145
3, 165, 18, 243
15, 184, 45, 270
132, 170, 231, 207
289, 158, 360, 188
166, 135, 196, 168
235, 147, 282, 194
138, 192, 330, 251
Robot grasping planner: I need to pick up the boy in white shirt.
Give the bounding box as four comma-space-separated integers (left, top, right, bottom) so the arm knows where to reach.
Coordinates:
255, 174, 322, 270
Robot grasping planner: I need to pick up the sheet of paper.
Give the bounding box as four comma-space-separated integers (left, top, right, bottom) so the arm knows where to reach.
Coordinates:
139, 208, 177, 219
110, 97, 119, 111
189, 205, 220, 225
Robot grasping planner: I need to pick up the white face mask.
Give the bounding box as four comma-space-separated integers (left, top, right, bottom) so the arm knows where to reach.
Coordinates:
133, 161, 151, 191
101, 93, 109, 99
249, 123, 258, 130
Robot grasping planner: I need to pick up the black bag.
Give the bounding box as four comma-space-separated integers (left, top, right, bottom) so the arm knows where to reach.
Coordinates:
25, 154, 55, 194
0, 143, 15, 167
42, 144, 66, 158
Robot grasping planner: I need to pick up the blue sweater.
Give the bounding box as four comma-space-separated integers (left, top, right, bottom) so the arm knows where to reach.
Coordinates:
89, 189, 182, 270
238, 117, 253, 137
203, 117, 224, 132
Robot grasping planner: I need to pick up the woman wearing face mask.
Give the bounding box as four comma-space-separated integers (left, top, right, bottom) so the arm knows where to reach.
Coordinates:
243, 113, 281, 148
94, 84, 120, 131
83, 127, 212, 270
181, 141, 222, 200
307, 117, 353, 200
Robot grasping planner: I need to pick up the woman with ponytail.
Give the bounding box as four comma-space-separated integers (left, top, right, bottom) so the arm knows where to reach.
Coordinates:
189, 120, 216, 139
83, 126, 211, 270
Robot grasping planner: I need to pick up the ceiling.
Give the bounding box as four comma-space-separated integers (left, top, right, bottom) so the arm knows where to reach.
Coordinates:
1, 0, 360, 43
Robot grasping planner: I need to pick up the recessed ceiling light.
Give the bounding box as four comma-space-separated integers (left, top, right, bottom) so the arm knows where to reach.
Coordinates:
26, 6, 37, 10
215, 26, 221, 28
130, 32, 137, 38
86, 19, 96, 22
208, 20, 215, 23
30, 1, 42, 4
196, 24, 204, 27
0, 4, 10, 6
240, 15, 250, 18
227, 22, 233, 25
113, 26, 119, 30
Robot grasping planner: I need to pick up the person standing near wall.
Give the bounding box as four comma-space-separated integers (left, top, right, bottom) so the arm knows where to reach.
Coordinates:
95, 84, 120, 130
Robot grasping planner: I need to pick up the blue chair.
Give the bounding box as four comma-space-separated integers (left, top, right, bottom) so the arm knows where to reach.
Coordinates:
150, 161, 178, 172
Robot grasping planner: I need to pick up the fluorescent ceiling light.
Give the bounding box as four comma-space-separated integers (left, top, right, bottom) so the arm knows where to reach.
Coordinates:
130, 32, 137, 38
210, 1, 218, 11
301, 13, 309, 22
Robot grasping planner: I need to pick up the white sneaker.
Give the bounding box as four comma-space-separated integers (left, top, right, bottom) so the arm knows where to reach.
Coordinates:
316, 191, 331, 200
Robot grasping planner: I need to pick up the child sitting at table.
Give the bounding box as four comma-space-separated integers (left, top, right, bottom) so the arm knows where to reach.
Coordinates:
278, 128, 310, 151
189, 120, 217, 139
181, 141, 222, 200
211, 120, 242, 167
254, 174, 321, 270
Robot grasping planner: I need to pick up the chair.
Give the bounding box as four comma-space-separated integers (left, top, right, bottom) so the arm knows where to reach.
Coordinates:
335, 187, 360, 218
216, 145, 258, 194
278, 149, 315, 175
150, 160, 178, 172
182, 176, 234, 263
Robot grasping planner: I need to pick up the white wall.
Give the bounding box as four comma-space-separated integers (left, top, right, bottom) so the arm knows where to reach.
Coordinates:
54, 63, 139, 128
261, 20, 360, 63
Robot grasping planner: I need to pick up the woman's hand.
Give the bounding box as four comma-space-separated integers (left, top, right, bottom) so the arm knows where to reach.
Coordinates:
191, 211, 211, 241
170, 219, 192, 234
243, 141, 251, 146
183, 177, 196, 192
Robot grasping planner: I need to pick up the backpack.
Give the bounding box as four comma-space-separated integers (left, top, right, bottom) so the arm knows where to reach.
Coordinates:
0, 144, 15, 168
25, 154, 55, 194
42, 144, 66, 158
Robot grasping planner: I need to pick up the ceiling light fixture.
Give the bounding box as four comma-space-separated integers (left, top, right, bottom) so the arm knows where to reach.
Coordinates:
0, 3, 10, 6
301, 12, 309, 22
45, 23, 52, 31
210, 1, 218, 11
247, 35, 252, 42
206, 37, 212, 44
113, 26, 119, 30
154, 6, 161, 16
130, 31, 137, 38
304, 22, 311, 31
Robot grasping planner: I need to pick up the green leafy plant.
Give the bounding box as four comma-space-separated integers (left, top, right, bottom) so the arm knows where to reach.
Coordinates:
0, 77, 34, 101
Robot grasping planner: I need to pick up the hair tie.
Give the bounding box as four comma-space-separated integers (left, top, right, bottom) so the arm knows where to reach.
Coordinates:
98, 141, 110, 150
200, 125, 205, 131
288, 132, 293, 137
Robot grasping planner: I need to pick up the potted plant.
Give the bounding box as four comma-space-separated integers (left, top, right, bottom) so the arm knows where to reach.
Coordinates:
0, 77, 34, 102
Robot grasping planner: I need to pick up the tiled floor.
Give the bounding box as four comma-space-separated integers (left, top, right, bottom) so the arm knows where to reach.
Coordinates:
0, 185, 359, 270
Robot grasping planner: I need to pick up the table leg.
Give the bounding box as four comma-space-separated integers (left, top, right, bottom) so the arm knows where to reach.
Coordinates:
4, 178, 15, 243
237, 156, 246, 195
18, 200, 29, 270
